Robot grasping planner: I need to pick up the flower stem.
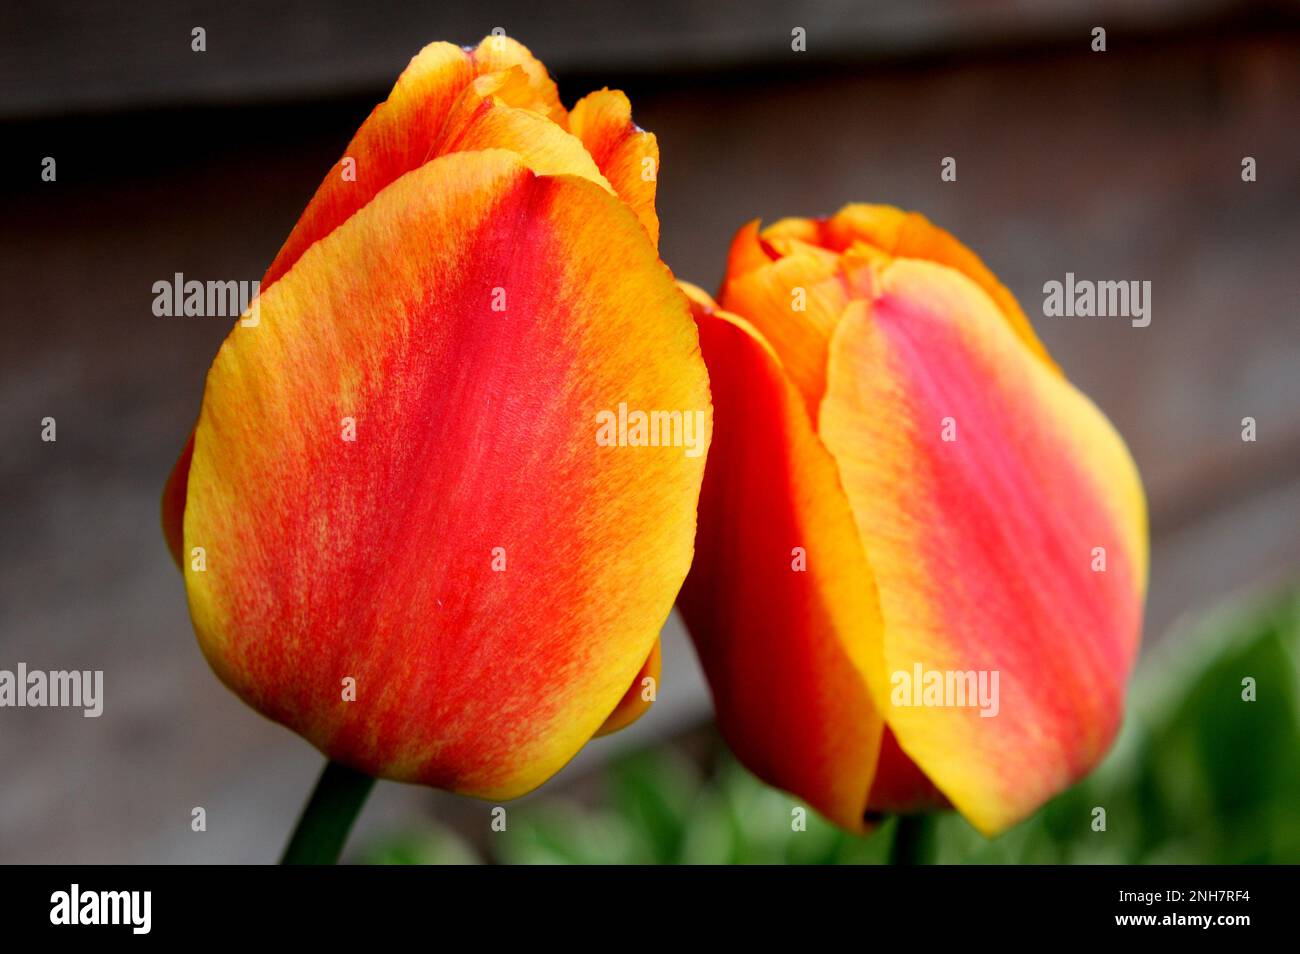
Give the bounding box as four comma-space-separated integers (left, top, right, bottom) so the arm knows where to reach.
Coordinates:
280, 760, 376, 865
888, 814, 935, 865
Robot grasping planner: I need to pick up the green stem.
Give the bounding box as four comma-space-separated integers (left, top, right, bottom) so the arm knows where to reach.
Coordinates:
280, 760, 376, 865
888, 814, 935, 865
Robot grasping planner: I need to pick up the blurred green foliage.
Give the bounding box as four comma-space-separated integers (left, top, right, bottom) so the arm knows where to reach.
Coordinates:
360, 586, 1300, 864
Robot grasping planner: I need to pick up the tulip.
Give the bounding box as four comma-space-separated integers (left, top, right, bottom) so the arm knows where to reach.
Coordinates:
161, 35, 710, 813
678, 205, 1146, 837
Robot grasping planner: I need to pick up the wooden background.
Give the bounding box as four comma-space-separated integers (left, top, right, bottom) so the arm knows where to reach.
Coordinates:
1, 0, 1297, 861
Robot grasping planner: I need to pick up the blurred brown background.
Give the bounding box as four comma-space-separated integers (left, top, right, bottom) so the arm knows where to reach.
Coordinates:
1, 0, 1298, 862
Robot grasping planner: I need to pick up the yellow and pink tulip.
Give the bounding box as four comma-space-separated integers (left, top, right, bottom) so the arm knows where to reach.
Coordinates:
678, 205, 1147, 836
162, 35, 709, 799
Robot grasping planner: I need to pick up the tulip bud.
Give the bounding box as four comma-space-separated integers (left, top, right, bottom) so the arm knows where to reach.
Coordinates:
163, 36, 710, 798
679, 206, 1146, 835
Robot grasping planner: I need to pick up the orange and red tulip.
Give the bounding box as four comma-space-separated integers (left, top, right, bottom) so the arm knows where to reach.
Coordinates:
679, 205, 1147, 836
162, 36, 710, 798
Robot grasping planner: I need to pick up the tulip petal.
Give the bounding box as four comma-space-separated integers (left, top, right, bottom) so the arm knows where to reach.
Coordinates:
467, 34, 566, 125
819, 204, 1058, 372
161, 433, 193, 569
818, 259, 1146, 835
865, 726, 950, 817
262, 36, 566, 289
568, 89, 660, 245
718, 247, 852, 417
595, 639, 661, 737
439, 95, 613, 194
678, 283, 886, 832
183, 151, 709, 797
262, 41, 476, 287
724, 220, 777, 280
